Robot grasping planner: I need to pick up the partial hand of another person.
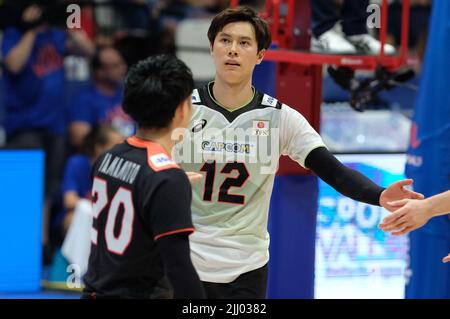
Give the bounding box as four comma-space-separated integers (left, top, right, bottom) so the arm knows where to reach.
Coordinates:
378, 198, 432, 235
443, 253, 450, 263
379, 179, 424, 212
186, 172, 203, 185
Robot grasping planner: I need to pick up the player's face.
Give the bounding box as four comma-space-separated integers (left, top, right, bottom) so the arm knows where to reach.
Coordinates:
211, 22, 265, 85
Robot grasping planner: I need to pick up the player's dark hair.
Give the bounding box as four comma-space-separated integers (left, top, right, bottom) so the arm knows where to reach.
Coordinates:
207, 6, 271, 52
122, 54, 194, 129
83, 124, 119, 158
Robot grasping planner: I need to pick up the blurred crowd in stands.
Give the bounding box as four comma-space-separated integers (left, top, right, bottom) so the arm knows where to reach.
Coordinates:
0, 0, 431, 270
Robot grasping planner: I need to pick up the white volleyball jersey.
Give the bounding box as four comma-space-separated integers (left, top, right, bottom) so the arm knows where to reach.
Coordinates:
174, 82, 326, 283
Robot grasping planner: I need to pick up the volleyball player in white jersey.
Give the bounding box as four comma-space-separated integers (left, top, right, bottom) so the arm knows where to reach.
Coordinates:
175, 6, 424, 298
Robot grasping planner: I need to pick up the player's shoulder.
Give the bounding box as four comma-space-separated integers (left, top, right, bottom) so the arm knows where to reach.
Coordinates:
140, 159, 189, 197
126, 136, 180, 174
255, 91, 283, 110
191, 88, 202, 105
154, 165, 189, 185
191, 84, 216, 107
146, 152, 180, 174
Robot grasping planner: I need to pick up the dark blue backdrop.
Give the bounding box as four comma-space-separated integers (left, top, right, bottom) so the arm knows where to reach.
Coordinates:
404, 0, 450, 299
268, 175, 318, 298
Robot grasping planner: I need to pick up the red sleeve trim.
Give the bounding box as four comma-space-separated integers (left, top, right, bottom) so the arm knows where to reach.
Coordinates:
154, 227, 195, 241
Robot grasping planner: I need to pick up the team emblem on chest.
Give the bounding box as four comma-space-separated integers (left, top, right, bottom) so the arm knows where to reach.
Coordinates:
252, 120, 270, 136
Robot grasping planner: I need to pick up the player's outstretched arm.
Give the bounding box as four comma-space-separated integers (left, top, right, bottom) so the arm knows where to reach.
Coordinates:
305, 147, 423, 207
378, 198, 433, 236
379, 190, 450, 236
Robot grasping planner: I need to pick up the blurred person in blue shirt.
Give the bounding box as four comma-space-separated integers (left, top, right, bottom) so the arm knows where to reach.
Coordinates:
60, 124, 124, 234
67, 46, 133, 150
1, 2, 94, 251
48, 124, 123, 282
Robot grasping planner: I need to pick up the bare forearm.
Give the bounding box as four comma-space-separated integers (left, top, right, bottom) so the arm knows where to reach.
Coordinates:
426, 190, 450, 217
64, 192, 80, 212
4, 30, 37, 74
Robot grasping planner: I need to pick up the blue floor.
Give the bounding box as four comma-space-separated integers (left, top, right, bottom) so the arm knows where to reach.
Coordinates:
0, 290, 81, 299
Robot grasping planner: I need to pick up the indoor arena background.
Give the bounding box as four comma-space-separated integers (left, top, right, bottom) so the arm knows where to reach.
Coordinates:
0, 0, 448, 299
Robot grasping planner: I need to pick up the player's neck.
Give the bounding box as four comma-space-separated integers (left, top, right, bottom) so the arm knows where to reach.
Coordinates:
212, 78, 254, 110
134, 128, 174, 155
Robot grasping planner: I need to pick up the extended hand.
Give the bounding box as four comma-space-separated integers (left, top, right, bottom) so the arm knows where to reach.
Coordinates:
186, 172, 203, 186
378, 198, 431, 235
443, 253, 450, 263
379, 179, 424, 212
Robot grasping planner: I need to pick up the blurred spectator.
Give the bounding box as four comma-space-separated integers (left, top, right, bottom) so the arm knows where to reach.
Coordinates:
0, 2, 94, 254
67, 46, 133, 150
60, 124, 123, 234
310, 0, 396, 55
94, 0, 163, 65
47, 124, 122, 282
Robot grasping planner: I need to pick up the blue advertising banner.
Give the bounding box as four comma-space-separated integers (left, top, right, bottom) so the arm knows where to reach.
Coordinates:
404, 0, 450, 299
0, 150, 44, 293
315, 154, 408, 298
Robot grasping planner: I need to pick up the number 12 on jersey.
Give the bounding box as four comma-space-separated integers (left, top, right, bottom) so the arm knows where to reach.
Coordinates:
199, 161, 249, 205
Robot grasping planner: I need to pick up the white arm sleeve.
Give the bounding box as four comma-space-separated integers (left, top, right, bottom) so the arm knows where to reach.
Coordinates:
279, 104, 327, 168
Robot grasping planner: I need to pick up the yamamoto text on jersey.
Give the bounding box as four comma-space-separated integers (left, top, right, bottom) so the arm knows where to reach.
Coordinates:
98, 153, 141, 184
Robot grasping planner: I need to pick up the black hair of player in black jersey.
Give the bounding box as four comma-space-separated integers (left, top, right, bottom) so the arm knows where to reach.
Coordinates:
122, 54, 194, 129
208, 6, 271, 53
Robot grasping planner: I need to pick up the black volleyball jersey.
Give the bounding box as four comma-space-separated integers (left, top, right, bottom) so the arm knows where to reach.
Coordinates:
83, 136, 195, 298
